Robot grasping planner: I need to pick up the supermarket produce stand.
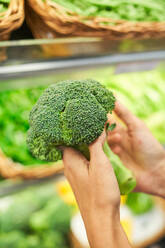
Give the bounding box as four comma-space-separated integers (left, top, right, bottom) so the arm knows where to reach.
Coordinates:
0, 37, 165, 248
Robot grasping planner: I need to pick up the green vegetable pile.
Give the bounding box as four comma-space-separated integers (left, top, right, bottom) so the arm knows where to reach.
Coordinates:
0, 0, 10, 13
100, 69, 165, 144
0, 185, 72, 248
27, 79, 136, 195
51, 0, 165, 21
0, 87, 46, 165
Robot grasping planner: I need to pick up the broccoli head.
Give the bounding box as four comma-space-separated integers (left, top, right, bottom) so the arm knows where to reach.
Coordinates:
27, 79, 115, 161
27, 79, 136, 194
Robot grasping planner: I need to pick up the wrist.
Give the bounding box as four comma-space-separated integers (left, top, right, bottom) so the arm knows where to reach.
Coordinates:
83, 207, 120, 248
88, 198, 120, 223
91, 204, 120, 221
82, 202, 120, 225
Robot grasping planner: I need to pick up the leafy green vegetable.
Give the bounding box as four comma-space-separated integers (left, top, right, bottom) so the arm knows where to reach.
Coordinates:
101, 69, 165, 144
51, 0, 165, 21
30, 197, 72, 234
0, 231, 27, 248
0, 230, 68, 248
0, 87, 46, 165
40, 231, 68, 248
126, 192, 154, 215
0, 186, 56, 232
106, 123, 116, 132
0, 185, 71, 248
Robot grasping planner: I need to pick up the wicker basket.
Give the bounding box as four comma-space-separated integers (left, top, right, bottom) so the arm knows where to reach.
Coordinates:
26, 4, 72, 57
0, 0, 24, 61
0, 0, 24, 40
26, 0, 165, 40
0, 149, 64, 180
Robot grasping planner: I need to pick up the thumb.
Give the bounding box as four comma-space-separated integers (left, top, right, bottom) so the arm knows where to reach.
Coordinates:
114, 101, 138, 128
89, 131, 113, 171
89, 130, 106, 156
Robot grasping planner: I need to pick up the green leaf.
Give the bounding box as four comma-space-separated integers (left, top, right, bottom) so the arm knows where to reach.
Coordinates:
107, 123, 116, 132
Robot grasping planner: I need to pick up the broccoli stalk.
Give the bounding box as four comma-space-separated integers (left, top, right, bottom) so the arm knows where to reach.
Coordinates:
77, 126, 136, 195
126, 192, 154, 215
103, 141, 136, 195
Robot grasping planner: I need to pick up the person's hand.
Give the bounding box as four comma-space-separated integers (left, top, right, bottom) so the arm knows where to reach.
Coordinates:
63, 130, 120, 217
63, 130, 131, 248
108, 101, 165, 198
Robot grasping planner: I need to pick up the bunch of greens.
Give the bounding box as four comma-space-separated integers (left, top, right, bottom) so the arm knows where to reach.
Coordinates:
0, 230, 68, 248
80, 68, 165, 144
0, 0, 10, 13
0, 185, 72, 248
51, 0, 165, 21
0, 87, 46, 165
103, 70, 165, 144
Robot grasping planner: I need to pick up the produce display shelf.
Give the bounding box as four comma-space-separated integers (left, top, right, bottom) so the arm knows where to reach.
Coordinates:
1, 51, 165, 79
0, 37, 165, 195
0, 37, 165, 79
0, 38, 165, 247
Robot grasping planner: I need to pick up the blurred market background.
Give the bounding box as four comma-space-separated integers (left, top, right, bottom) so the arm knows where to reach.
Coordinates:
0, 0, 165, 247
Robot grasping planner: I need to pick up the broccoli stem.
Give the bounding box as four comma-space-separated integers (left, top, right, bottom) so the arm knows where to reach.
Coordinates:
103, 141, 136, 195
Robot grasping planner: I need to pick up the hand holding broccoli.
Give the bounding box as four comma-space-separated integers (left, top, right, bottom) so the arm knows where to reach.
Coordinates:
108, 101, 165, 198
63, 130, 131, 248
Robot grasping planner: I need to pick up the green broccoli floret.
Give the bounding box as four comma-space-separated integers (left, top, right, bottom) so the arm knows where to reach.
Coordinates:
27, 79, 136, 194
27, 79, 115, 161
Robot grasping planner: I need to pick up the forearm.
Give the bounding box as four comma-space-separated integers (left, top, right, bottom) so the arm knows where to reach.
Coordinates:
151, 156, 165, 198
82, 207, 131, 248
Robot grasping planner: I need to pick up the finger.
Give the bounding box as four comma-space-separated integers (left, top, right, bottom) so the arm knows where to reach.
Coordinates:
89, 132, 113, 171
88, 129, 106, 154
107, 125, 126, 147
114, 101, 138, 127
90, 129, 107, 148
63, 147, 89, 179
107, 113, 125, 135
108, 133, 121, 146
110, 145, 122, 155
